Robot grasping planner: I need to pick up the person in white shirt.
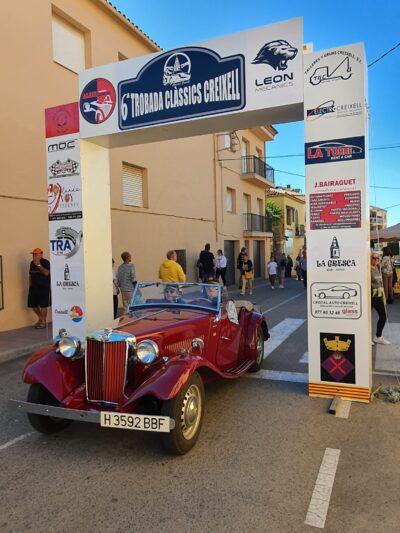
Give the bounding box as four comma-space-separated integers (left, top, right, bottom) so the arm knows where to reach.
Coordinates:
215, 249, 227, 286
267, 257, 278, 289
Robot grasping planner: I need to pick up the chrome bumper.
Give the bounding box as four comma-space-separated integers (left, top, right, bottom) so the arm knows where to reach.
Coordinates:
8, 399, 100, 423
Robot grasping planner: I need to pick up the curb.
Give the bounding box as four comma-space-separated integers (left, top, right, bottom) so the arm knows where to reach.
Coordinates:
0, 342, 46, 365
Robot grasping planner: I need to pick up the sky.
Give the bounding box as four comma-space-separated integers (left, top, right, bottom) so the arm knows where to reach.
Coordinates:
114, 0, 400, 225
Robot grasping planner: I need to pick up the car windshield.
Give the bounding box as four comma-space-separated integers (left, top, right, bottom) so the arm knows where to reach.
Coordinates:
129, 282, 221, 313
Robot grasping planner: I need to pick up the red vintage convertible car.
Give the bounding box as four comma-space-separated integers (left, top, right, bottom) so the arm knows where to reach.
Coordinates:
10, 282, 269, 454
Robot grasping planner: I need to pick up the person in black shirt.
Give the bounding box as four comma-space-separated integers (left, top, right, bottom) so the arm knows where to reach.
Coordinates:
236, 247, 247, 288
28, 248, 51, 329
198, 243, 215, 282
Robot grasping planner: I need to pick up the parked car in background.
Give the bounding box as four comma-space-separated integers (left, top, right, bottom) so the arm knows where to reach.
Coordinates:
9, 282, 269, 454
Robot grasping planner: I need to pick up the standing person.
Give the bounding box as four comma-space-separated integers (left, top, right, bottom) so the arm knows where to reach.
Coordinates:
278, 253, 287, 288
215, 249, 227, 286
371, 253, 391, 345
28, 247, 51, 329
240, 253, 254, 296
198, 243, 215, 282
236, 246, 247, 288
285, 255, 293, 278
295, 254, 302, 281
267, 256, 278, 289
381, 247, 394, 304
117, 251, 136, 309
300, 250, 307, 288
158, 250, 186, 283
112, 259, 119, 319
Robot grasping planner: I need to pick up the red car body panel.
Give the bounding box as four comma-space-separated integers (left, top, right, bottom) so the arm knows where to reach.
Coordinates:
22, 305, 268, 409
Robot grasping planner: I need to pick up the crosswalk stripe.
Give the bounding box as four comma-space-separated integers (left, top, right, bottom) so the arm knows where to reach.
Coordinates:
264, 318, 306, 358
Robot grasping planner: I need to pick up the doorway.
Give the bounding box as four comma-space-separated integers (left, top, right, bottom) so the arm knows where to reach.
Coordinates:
224, 240, 236, 286
253, 240, 261, 278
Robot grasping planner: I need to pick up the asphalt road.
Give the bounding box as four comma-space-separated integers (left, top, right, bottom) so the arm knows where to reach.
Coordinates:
1, 279, 400, 532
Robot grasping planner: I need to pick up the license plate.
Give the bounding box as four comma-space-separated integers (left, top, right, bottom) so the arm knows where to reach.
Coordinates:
100, 411, 172, 433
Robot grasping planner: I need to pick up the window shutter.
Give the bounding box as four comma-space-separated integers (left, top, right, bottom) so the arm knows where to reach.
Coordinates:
52, 15, 85, 73
226, 189, 233, 213
122, 164, 144, 207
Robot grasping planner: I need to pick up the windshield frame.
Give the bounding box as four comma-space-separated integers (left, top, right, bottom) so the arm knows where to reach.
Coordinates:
128, 281, 222, 315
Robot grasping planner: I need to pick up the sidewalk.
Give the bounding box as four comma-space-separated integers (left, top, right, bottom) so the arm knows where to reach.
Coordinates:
0, 324, 53, 364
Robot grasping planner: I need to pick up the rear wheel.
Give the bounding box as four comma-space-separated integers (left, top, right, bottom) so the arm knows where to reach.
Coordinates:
249, 328, 264, 373
161, 372, 205, 455
27, 383, 72, 434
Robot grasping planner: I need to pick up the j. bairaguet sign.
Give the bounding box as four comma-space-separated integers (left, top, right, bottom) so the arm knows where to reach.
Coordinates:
78, 18, 303, 144
304, 44, 371, 402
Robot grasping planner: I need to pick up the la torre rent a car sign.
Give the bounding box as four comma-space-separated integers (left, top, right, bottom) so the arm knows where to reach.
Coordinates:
78, 17, 303, 144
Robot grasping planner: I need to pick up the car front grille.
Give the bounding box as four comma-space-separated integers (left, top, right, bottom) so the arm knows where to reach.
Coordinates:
85, 339, 128, 404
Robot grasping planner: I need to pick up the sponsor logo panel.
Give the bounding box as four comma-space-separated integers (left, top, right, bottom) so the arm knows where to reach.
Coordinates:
311, 282, 361, 320
305, 136, 365, 165
305, 48, 362, 87
48, 182, 82, 221
253, 39, 298, 92
311, 177, 359, 193
45, 102, 80, 138
309, 191, 361, 230
313, 235, 360, 273
116, 47, 245, 130
306, 99, 362, 121
54, 305, 84, 324
320, 333, 356, 384
49, 223, 83, 259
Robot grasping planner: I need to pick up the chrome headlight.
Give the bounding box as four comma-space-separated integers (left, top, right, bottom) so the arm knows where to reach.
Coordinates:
59, 335, 81, 359
136, 339, 159, 364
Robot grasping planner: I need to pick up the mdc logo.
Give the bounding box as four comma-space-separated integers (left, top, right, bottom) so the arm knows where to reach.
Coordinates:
80, 78, 116, 124
70, 305, 84, 323
47, 140, 76, 152
50, 226, 82, 258
252, 40, 298, 71
305, 137, 365, 165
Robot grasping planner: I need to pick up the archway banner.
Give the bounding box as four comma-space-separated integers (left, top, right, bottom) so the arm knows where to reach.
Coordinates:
78, 18, 303, 147
304, 44, 371, 402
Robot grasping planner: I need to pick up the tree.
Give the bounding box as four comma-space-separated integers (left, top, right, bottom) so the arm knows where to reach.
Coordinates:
265, 200, 282, 225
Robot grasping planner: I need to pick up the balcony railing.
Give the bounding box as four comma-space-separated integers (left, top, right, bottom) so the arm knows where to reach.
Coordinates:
295, 224, 305, 237
243, 213, 273, 233
242, 156, 275, 184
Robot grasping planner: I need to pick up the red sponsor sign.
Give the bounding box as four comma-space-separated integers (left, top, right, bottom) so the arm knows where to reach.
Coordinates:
45, 102, 79, 138
310, 191, 361, 230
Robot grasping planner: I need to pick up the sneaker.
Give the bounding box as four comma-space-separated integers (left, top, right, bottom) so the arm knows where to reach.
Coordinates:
271, 286, 274, 290
249, 290, 253, 295
373, 336, 391, 345
240, 292, 245, 296
279, 285, 284, 289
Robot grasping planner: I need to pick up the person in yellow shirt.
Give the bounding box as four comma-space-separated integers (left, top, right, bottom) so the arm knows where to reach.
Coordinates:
158, 250, 186, 283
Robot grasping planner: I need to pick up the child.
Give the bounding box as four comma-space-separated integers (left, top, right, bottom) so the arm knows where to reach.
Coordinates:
241, 253, 254, 296
267, 257, 278, 289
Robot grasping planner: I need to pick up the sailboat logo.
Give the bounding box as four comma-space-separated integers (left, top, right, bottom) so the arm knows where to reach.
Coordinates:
309, 57, 353, 86
163, 52, 191, 87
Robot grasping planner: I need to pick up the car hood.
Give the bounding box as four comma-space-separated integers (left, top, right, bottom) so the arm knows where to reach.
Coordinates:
115, 307, 213, 342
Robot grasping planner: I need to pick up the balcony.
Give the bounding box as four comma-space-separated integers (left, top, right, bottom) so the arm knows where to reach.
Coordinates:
241, 156, 275, 188
295, 224, 305, 237
243, 213, 273, 236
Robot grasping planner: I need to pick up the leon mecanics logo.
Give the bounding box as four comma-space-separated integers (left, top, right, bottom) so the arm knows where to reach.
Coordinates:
80, 78, 116, 124
252, 40, 298, 71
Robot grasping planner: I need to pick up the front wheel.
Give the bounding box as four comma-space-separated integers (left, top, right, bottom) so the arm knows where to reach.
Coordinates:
161, 372, 205, 455
249, 328, 265, 373
27, 383, 72, 434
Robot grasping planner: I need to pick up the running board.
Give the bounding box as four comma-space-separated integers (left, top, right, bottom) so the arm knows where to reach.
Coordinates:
224, 360, 254, 375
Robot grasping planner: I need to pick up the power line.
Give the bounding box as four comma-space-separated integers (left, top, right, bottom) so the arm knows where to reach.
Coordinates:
368, 41, 400, 68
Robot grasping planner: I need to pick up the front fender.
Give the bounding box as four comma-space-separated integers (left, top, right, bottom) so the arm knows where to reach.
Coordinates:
23, 347, 85, 402
121, 356, 216, 408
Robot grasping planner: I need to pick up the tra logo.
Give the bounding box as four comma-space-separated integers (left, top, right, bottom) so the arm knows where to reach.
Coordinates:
50, 226, 82, 258
80, 78, 116, 124
163, 52, 191, 87
252, 40, 298, 71
309, 57, 352, 86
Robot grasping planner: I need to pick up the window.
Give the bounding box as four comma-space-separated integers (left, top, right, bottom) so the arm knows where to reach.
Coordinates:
52, 14, 85, 73
257, 198, 264, 216
226, 188, 235, 213
242, 193, 250, 214
122, 163, 145, 207
0, 256, 3, 310
286, 206, 295, 226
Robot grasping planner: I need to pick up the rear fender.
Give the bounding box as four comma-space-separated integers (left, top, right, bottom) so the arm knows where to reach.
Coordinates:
23, 347, 85, 402
121, 356, 216, 408
245, 312, 270, 361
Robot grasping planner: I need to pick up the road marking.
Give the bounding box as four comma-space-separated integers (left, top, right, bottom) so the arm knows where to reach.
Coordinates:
245, 369, 308, 383
264, 318, 305, 357
262, 292, 304, 315
0, 432, 34, 452
299, 351, 309, 363
305, 448, 341, 529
